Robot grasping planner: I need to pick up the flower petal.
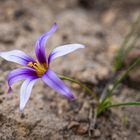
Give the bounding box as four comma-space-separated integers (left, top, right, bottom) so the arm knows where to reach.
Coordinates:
48, 44, 85, 64
42, 68, 75, 100
7, 68, 38, 93
20, 79, 38, 111
35, 23, 58, 64
0, 50, 35, 66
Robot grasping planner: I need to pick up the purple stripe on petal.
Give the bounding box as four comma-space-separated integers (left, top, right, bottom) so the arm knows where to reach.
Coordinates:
20, 79, 37, 111
35, 23, 58, 64
42, 68, 75, 100
0, 50, 35, 66
7, 68, 38, 93
48, 44, 85, 64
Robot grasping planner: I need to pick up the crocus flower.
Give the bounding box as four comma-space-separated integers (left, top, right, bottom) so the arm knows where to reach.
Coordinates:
0, 23, 85, 111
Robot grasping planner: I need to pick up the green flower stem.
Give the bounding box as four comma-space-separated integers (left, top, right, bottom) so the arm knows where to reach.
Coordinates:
97, 101, 140, 117
106, 102, 140, 108
107, 57, 140, 99
59, 74, 99, 102
97, 57, 140, 116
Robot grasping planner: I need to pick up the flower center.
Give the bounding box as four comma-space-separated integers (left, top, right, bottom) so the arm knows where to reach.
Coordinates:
28, 61, 48, 76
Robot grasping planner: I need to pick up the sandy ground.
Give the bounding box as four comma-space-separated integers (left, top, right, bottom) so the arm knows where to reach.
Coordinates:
0, 0, 140, 139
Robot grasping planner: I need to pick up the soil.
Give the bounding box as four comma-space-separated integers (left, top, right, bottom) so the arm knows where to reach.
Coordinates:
0, 0, 140, 140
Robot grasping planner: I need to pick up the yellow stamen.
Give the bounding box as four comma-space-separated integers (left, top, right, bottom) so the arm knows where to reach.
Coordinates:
28, 61, 48, 76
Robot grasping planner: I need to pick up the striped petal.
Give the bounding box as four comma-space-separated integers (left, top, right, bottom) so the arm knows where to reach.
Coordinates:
20, 79, 38, 111
7, 68, 38, 93
42, 68, 75, 100
48, 44, 85, 64
35, 23, 58, 64
0, 50, 35, 66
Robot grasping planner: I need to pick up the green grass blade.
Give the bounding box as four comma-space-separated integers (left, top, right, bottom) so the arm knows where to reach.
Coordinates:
106, 102, 140, 108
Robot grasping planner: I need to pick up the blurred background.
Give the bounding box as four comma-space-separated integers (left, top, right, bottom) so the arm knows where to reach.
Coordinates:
0, 0, 140, 140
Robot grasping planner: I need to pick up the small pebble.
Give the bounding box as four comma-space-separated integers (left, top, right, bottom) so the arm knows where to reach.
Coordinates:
67, 121, 79, 129
112, 133, 119, 140
137, 130, 140, 135
93, 129, 101, 138
76, 123, 89, 134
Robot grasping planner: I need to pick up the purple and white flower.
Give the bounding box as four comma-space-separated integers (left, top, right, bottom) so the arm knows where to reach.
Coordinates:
0, 23, 85, 111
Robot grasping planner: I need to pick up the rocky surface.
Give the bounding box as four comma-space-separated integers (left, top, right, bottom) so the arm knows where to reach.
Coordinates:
0, 0, 140, 140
